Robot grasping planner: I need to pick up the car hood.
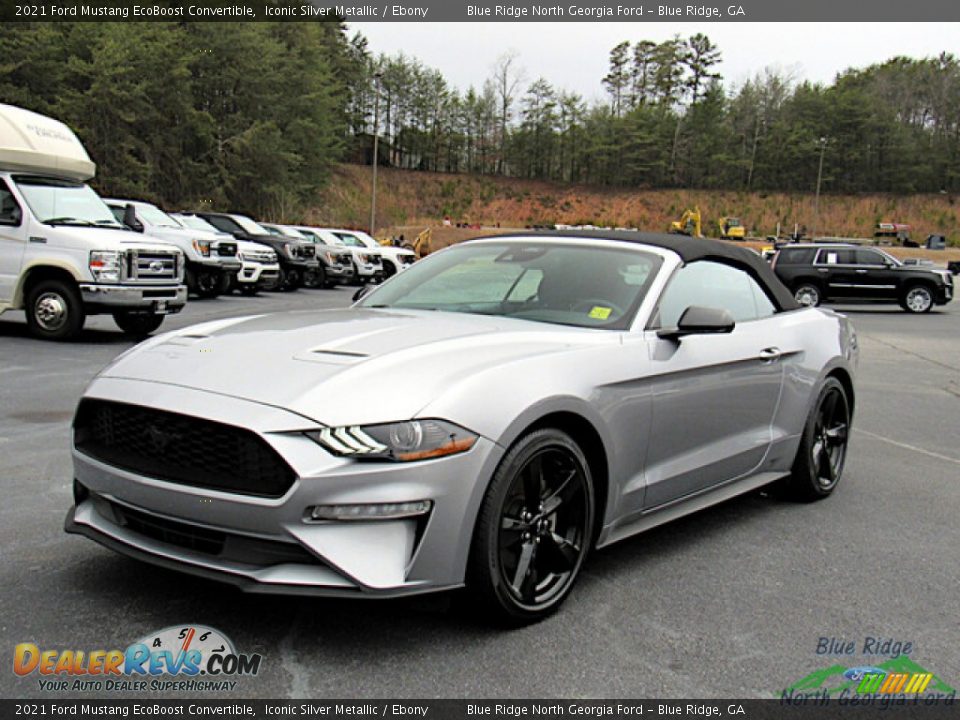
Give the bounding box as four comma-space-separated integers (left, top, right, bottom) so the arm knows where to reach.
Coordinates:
100, 309, 596, 427
44, 225, 184, 254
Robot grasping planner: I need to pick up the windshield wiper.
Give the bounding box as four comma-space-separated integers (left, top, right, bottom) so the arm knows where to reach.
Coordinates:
43, 217, 95, 227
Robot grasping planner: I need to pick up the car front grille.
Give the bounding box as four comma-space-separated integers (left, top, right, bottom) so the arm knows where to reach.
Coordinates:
123, 250, 180, 283
74, 400, 297, 498
338, 253, 352, 265
216, 242, 237, 257
299, 244, 316, 259
245, 250, 276, 264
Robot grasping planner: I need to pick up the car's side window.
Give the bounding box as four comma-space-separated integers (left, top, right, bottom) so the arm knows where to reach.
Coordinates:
855, 249, 886, 265
0, 181, 22, 226
654, 261, 776, 328
818, 249, 856, 265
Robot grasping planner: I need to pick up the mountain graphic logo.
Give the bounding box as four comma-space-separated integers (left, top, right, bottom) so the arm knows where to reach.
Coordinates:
783, 655, 956, 697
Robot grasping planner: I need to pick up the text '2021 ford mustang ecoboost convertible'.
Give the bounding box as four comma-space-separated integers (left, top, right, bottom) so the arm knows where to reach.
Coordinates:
66, 232, 858, 622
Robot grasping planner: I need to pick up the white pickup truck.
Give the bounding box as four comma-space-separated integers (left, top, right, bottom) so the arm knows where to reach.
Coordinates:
105, 198, 241, 299
0, 104, 186, 339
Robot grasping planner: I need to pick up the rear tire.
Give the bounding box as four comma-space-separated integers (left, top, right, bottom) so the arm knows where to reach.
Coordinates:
466, 428, 594, 625
113, 312, 164, 337
26, 279, 85, 341
793, 283, 821, 307
778, 377, 850, 502
900, 284, 933, 313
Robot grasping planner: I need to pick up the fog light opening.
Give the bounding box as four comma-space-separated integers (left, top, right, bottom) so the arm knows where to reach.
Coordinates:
305, 500, 433, 522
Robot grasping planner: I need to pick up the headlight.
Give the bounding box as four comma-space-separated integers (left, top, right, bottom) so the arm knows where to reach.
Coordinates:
89, 250, 121, 282
191, 239, 211, 257
324, 251, 335, 263
306, 420, 477, 462
283, 243, 295, 258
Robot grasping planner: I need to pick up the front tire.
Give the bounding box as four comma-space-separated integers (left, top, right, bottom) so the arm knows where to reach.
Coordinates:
900, 284, 934, 313
113, 312, 165, 337
187, 268, 221, 299
26, 279, 85, 341
779, 377, 850, 502
467, 428, 594, 624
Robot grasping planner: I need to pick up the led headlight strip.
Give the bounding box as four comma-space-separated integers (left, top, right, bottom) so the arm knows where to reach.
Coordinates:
306, 420, 477, 462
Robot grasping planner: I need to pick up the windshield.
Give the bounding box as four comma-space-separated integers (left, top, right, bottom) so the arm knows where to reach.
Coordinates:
174, 214, 221, 234
134, 203, 181, 228
334, 232, 364, 247
358, 241, 662, 330
231, 214, 268, 235
14, 176, 123, 228
296, 228, 322, 243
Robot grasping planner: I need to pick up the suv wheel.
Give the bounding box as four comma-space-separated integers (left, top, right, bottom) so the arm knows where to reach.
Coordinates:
26, 279, 85, 340
467, 428, 594, 624
794, 283, 821, 307
901, 285, 933, 313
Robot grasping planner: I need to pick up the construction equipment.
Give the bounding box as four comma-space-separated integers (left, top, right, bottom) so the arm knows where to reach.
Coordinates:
669, 208, 702, 237
718, 216, 746, 240
874, 223, 912, 246
377, 227, 432, 257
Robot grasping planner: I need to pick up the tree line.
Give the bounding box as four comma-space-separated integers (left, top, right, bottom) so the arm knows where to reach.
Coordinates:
351, 35, 960, 197
3, 23, 959, 221
0, 21, 358, 217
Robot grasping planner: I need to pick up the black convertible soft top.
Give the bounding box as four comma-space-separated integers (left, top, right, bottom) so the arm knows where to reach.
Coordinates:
484, 229, 800, 311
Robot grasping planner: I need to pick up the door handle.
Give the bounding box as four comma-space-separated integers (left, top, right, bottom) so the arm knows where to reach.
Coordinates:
856, 269, 868, 274
817, 268, 829, 273
759, 347, 782, 362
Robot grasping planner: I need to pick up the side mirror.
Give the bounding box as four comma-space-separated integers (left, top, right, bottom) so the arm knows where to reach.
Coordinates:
123, 204, 143, 232
657, 306, 735, 340
352, 284, 376, 303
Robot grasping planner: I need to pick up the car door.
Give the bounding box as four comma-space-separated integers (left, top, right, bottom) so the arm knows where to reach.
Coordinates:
0, 180, 25, 304
851, 248, 899, 301
818, 247, 859, 299
642, 260, 786, 508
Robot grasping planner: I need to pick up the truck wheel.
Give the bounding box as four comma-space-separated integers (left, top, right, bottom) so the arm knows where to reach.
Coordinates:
193, 270, 221, 299
279, 268, 300, 292
26, 279, 85, 341
382, 261, 397, 279
900, 285, 933, 313
239, 283, 260, 297
304, 265, 326, 289
113, 312, 164, 337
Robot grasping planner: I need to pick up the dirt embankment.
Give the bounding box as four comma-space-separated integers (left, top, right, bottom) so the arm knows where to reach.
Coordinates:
306, 164, 960, 260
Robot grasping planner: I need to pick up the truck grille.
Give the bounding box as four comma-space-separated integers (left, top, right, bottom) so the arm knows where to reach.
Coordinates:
245, 250, 275, 264
74, 399, 297, 498
123, 250, 180, 283
338, 253, 352, 265
216, 242, 237, 258
299, 244, 316, 259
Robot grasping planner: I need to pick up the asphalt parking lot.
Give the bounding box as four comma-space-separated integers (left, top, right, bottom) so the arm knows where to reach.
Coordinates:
1, 289, 958, 699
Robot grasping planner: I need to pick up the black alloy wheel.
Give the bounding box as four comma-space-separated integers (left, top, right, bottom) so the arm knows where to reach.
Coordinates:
779, 377, 851, 501
468, 428, 594, 624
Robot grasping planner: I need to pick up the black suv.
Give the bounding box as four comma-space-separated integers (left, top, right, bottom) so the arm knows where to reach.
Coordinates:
772, 244, 953, 313
187, 212, 318, 291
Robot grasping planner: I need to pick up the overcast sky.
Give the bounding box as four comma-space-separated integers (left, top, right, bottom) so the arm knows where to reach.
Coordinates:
349, 23, 960, 102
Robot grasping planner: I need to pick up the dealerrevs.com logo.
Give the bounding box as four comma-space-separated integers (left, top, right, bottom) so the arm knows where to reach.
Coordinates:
13, 625, 263, 692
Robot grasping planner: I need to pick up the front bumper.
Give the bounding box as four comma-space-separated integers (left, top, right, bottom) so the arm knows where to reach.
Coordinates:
79, 284, 188, 313
936, 283, 953, 304
324, 263, 354, 281
237, 263, 280, 286
66, 378, 502, 597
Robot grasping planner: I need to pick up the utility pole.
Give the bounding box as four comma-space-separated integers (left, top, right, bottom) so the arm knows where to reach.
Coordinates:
370, 72, 382, 237
812, 136, 827, 240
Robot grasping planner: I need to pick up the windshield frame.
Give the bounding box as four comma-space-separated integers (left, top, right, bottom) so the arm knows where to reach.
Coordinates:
357, 238, 666, 331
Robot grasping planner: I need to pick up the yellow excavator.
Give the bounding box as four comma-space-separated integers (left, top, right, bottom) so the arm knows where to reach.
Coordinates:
378, 227, 433, 257
669, 208, 703, 237
718, 216, 746, 240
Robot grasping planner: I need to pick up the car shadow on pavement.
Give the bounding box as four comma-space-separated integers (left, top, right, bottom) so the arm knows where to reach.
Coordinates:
0, 317, 136, 344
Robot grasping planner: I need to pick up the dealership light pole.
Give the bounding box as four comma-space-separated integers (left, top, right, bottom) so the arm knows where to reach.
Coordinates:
812, 136, 828, 240
370, 72, 383, 237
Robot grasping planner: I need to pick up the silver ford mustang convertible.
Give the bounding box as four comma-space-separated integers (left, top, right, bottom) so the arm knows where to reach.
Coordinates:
66, 232, 858, 622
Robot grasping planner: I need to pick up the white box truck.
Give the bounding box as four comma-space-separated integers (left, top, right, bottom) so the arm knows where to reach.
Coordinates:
0, 104, 187, 339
